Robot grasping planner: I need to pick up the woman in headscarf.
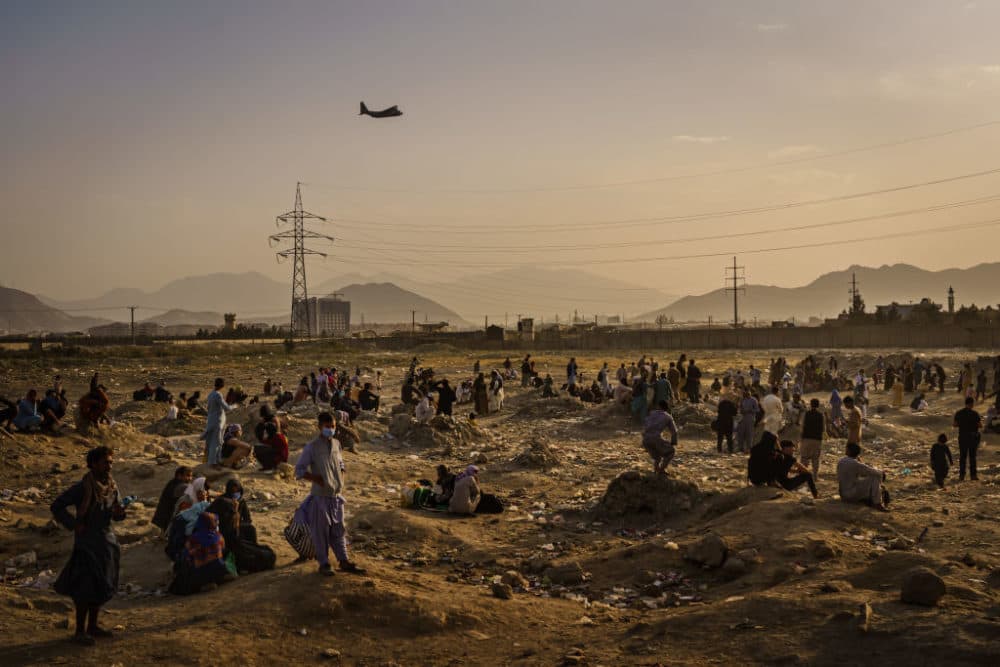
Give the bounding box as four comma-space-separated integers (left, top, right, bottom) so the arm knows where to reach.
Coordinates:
169, 511, 232, 595
449, 465, 481, 514
174, 477, 210, 515
208, 479, 275, 573
891, 372, 905, 408
220, 423, 251, 469
829, 389, 843, 421
51, 446, 126, 645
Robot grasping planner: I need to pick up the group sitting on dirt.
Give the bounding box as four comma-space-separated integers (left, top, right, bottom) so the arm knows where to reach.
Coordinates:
154, 470, 276, 595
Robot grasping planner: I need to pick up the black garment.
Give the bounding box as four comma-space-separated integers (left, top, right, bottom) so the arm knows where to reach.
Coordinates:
51, 481, 123, 606
933, 465, 949, 488
207, 496, 275, 574
958, 435, 979, 480
780, 472, 817, 496
747, 435, 780, 486
154, 386, 172, 402
931, 442, 953, 488
358, 389, 380, 411
401, 384, 420, 405
716, 430, 734, 453
716, 399, 737, 435
152, 478, 187, 531
801, 409, 825, 440
186, 396, 200, 410
132, 388, 154, 401
434, 383, 456, 416
954, 407, 982, 433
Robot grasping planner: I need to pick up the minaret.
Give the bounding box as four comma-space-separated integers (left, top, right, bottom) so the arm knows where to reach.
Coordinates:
948, 286, 955, 314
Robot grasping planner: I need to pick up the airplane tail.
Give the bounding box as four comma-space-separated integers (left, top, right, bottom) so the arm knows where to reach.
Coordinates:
359, 101, 369, 116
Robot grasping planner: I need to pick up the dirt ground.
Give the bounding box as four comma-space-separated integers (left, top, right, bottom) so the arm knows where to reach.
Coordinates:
1, 344, 998, 666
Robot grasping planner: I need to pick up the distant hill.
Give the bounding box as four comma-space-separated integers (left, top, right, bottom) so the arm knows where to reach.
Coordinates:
140, 309, 224, 327
0, 287, 109, 334
318, 267, 676, 321
41, 271, 291, 319
326, 283, 471, 327
638, 263, 1000, 323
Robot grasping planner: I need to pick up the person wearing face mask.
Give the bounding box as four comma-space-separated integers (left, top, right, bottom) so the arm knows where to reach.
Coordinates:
293, 412, 366, 577
208, 479, 275, 573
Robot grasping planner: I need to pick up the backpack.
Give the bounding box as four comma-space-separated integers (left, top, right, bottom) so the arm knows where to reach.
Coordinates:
475, 493, 505, 514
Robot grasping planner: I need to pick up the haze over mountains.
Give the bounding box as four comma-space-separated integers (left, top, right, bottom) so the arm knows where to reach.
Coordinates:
639, 263, 1000, 323
12, 262, 1000, 334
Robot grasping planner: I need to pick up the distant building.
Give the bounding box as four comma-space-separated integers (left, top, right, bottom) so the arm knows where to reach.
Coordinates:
416, 321, 449, 333
88, 322, 163, 337
223, 313, 237, 331
298, 295, 351, 336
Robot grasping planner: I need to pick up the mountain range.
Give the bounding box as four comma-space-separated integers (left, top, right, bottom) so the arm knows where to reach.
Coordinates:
0, 287, 109, 333
638, 263, 1000, 323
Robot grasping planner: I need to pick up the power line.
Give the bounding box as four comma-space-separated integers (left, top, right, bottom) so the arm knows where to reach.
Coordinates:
328, 217, 1000, 269
324, 165, 1000, 233
304, 118, 1000, 193
331, 194, 1000, 254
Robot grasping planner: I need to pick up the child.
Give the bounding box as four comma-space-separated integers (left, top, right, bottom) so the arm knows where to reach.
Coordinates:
930, 433, 953, 490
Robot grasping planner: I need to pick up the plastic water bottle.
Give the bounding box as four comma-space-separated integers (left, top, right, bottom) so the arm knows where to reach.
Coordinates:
121, 495, 138, 507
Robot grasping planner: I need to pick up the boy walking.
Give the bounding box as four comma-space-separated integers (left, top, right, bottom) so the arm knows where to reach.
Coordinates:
930, 434, 953, 490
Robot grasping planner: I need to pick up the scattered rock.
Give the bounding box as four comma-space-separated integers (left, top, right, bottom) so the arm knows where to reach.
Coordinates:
809, 539, 841, 560
276, 462, 295, 479
721, 557, 748, 579
491, 582, 513, 599
819, 580, 853, 594
544, 561, 585, 586
322, 648, 342, 660
900, 567, 946, 606
511, 438, 561, 469
685, 532, 729, 569
501, 570, 529, 590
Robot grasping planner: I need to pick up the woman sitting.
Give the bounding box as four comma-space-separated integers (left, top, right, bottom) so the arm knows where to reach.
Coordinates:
208, 480, 275, 574
910, 392, 929, 413
415, 394, 436, 424
433, 464, 456, 505
254, 421, 288, 470
220, 424, 252, 469
449, 465, 481, 515
169, 512, 233, 595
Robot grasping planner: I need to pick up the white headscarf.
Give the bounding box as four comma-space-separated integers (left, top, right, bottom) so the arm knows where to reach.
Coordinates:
183, 477, 207, 507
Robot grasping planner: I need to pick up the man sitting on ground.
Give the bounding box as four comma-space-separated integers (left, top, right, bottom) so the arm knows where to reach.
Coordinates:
154, 381, 172, 403
14, 389, 44, 432
775, 440, 818, 498
837, 442, 888, 511
358, 383, 380, 412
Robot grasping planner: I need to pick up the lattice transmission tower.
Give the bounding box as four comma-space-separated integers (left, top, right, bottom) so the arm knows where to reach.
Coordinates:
270, 183, 333, 337
725, 256, 746, 328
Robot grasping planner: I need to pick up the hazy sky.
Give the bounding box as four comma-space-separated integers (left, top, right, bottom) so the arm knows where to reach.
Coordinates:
3, 0, 1000, 306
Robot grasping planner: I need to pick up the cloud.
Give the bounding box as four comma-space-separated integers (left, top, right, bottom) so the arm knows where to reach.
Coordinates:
767, 144, 822, 160
672, 135, 731, 144
756, 23, 789, 32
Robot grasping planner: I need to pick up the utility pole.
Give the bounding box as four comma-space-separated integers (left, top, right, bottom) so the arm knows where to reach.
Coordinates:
411, 310, 416, 334
270, 182, 332, 338
484, 315, 488, 331
128, 306, 137, 345
725, 256, 746, 328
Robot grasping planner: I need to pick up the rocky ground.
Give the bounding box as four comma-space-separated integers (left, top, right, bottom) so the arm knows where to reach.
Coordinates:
1, 345, 998, 666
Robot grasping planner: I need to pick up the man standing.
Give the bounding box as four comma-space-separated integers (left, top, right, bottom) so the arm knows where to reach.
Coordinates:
799, 399, 826, 479
667, 362, 681, 401
715, 392, 737, 454
953, 396, 983, 481
760, 386, 784, 435
843, 396, 863, 446
685, 359, 702, 403
51, 446, 126, 645
566, 357, 578, 388
202, 378, 234, 466
642, 400, 678, 475
294, 412, 365, 576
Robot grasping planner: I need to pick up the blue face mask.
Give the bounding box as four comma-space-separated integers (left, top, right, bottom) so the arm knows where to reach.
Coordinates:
231, 492, 241, 501
321, 426, 336, 438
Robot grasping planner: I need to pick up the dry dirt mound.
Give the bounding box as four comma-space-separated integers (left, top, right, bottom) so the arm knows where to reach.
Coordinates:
513, 396, 588, 420
596, 470, 701, 517
387, 414, 490, 453
511, 437, 561, 468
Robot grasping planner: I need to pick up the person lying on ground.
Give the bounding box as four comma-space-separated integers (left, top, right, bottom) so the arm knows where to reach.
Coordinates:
449, 465, 481, 514
208, 479, 275, 574
837, 442, 889, 511
220, 424, 252, 469
642, 400, 678, 475
152, 466, 193, 532
776, 440, 819, 498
